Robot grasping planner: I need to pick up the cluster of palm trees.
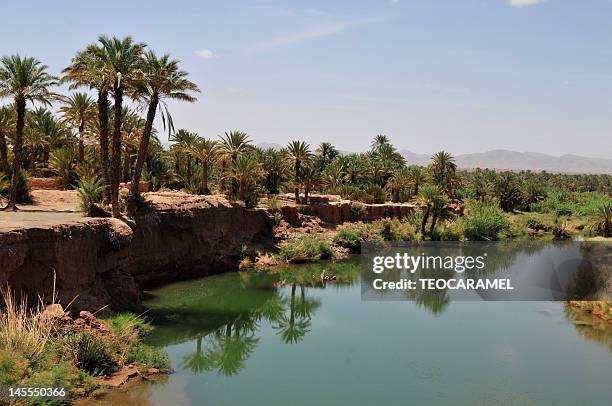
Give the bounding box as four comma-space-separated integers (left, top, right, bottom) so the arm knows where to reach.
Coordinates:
1, 36, 610, 220
0, 35, 198, 216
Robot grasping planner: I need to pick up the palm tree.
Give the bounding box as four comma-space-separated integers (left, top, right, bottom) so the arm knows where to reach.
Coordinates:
218, 131, 253, 195
315, 142, 339, 171
417, 184, 445, 238
130, 51, 199, 202
188, 137, 218, 194
229, 154, 263, 203
370, 134, 390, 152
0, 55, 57, 210
170, 129, 198, 183
59, 92, 96, 163
407, 165, 426, 196
0, 105, 14, 175
429, 150, 456, 194
285, 140, 312, 203
63, 45, 114, 201
92, 36, 145, 217
590, 201, 612, 237
258, 147, 288, 194
300, 164, 320, 204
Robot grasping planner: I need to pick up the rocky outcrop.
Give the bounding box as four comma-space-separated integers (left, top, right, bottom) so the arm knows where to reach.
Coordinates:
0, 199, 272, 311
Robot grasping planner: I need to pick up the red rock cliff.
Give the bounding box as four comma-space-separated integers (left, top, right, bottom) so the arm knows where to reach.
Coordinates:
0, 202, 272, 311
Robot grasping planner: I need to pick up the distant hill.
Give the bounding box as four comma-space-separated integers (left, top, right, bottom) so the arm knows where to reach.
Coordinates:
257, 142, 283, 150
398, 149, 612, 174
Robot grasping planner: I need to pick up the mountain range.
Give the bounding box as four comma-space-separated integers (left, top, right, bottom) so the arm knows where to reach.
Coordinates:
255, 143, 612, 174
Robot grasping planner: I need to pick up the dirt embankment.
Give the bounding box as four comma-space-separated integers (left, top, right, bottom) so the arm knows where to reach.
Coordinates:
0, 194, 272, 311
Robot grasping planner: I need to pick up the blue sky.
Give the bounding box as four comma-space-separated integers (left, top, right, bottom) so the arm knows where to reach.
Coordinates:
1, 0, 611, 157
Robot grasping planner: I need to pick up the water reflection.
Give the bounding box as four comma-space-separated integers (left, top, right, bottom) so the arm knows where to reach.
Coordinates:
144, 241, 610, 379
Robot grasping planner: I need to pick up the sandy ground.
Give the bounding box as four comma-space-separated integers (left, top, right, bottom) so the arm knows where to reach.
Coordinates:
0, 190, 235, 232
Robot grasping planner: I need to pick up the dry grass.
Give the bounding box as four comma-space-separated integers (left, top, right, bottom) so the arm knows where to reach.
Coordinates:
0, 288, 55, 362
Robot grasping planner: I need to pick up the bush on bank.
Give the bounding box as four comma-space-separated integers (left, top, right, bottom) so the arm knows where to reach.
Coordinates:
279, 234, 334, 263
0, 290, 169, 401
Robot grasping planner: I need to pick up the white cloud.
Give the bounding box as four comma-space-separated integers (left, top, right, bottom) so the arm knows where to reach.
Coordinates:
250, 24, 347, 53
508, 0, 546, 7
389, 0, 400, 4
248, 18, 384, 54
193, 49, 216, 59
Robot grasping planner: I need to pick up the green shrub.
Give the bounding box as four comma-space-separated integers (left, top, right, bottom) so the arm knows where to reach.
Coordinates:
333, 228, 362, 252
63, 332, 117, 376
363, 184, 387, 204
378, 218, 416, 241
49, 146, 79, 189
350, 202, 366, 220
462, 203, 510, 240
431, 221, 464, 241
76, 177, 105, 216
525, 216, 550, 231
586, 200, 612, 237
279, 235, 333, 263
125, 344, 170, 372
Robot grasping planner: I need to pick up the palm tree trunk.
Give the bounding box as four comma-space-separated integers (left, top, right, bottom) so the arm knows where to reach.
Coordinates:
187, 156, 192, 184
131, 94, 158, 200
420, 205, 430, 237
123, 146, 131, 182
239, 181, 245, 202
43, 145, 49, 168
28, 148, 36, 174
429, 210, 439, 237
0, 129, 9, 175
97, 89, 110, 201
294, 161, 300, 204
110, 86, 123, 217
5, 97, 25, 210
219, 160, 226, 193
77, 122, 85, 163
199, 161, 209, 195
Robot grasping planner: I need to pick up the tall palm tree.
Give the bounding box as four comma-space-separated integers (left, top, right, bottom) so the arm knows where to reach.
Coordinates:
92, 36, 145, 217
188, 137, 218, 194
285, 140, 312, 203
130, 51, 199, 201
315, 142, 339, 171
370, 134, 390, 152
63, 46, 114, 201
59, 92, 96, 163
417, 184, 446, 238
218, 131, 253, 195
0, 105, 14, 175
429, 150, 456, 194
170, 129, 198, 183
0, 55, 57, 210
300, 164, 320, 204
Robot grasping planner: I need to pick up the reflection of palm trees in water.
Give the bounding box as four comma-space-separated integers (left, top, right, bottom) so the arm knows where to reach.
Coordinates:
182, 314, 260, 376
273, 285, 321, 344
182, 283, 321, 375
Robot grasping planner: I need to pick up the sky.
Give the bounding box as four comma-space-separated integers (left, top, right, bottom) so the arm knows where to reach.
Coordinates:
0, 0, 611, 158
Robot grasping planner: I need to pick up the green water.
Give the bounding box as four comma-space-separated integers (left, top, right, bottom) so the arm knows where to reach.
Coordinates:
112, 256, 610, 406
